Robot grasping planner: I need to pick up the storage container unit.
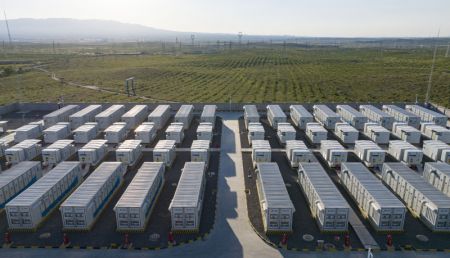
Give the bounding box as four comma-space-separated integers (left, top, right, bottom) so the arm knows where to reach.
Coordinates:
339, 162, 406, 231
14, 124, 43, 143
43, 105, 79, 128
0, 120, 7, 133
392, 122, 421, 144
320, 140, 348, 168
313, 105, 341, 130
5, 162, 82, 230
247, 122, 265, 145
200, 105, 217, 128
0, 133, 15, 157
191, 140, 210, 165
78, 139, 108, 167
169, 162, 206, 231
420, 123, 450, 143
0, 162, 42, 209
165, 123, 185, 144
73, 122, 99, 144
121, 105, 149, 130
243, 105, 260, 129
69, 105, 102, 130
422, 140, 450, 163
251, 140, 271, 166
174, 105, 194, 130
95, 105, 126, 130
42, 140, 76, 166
134, 122, 157, 144
266, 105, 287, 129
276, 122, 296, 145
116, 140, 143, 166
153, 140, 176, 166
336, 105, 368, 130
255, 162, 295, 233
354, 140, 385, 167
334, 122, 359, 144
285, 140, 314, 168
388, 140, 423, 166
305, 122, 328, 144
363, 122, 390, 144
196, 122, 213, 142
381, 162, 450, 232
382, 105, 421, 129
359, 105, 395, 130
5, 139, 42, 165
298, 163, 349, 232
114, 162, 165, 231
43, 122, 71, 144
104, 122, 128, 144
290, 105, 314, 130
405, 105, 447, 127
423, 162, 450, 197
148, 105, 171, 130
60, 162, 126, 230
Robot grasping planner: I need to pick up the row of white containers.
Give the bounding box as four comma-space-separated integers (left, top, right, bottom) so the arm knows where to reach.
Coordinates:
290, 105, 313, 129
334, 122, 359, 144
148, 105, 171, 130
363, 122, 390, 144
0, 132, 15, 157
153, 140, 176, 166
336, 105, 368, 130
200, 105, 217, 128
174, 105, 194, 130
121, 105, 148, 130
305, 122, 327, 144
5, 139, 42, 165
69, 105, 102, 130
166, 123, 184, 143
421, 123, 450, 143
78, 139, 108, 167
44, 105, 79, 128
243, 105, 260, 129
43, 122, 71, 143
95, 105, 125, 130
191, 140, 210, 166
247, 122, 264, 144
14, 123, 43, 143
354, 140, 385, 167
382, 105, 421, 129
359, 105, 395, 130
73, 122, 99, 143
134, 122, 157, 144
197, 122, 213, 142
251, 140, 271, 166
392, 122, 421, 144
116, 140, 143, 166
285, 140, 314, 168
423, 162, 450, 197
313, 105, 341, 129
42, 140, 76, 166
320, 140, 347, 167
104, 122, 127, 144
422, 140, 450, 163
276, 122, 296, 144
406, 105, 448, 127
388, 140, 423, 166
267, 105, 286, 129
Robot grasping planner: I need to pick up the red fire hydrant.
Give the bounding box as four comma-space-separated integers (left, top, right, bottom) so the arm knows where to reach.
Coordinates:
63, 233, 70, 245
386, 234, 393, 247
281, 233, 288, 246
344, 234, 350, 248
4, 232, 11, 244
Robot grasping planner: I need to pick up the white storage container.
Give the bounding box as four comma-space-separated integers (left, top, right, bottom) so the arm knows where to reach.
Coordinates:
43, 105, 79, 128
423, 162, 450, 197
285, 140, 314, 168
256, 162, 295, 233
148, 105, 171, 130
0, 120, 7, 133
174, 105, 194, 130
405, 105, 447, 127
73, 122, 99, 144
78, 139, 108, 167
247, 122, 265, 145
252, 140, 271, 166
388, 140, 423, 166
359, 105, 395, 130
0, 161, 42, 209
363, 122, 390, 144
334, 122, 359, 144
320, 140, 348, 168
165, 122, 185, 144
266, 105, 287, 129
243, 105, 260, 129
336, 105, 368, 130
354, 140, 385, 167
392, 122, 421, 144
313, 105, 341, 129
382, 105, 421, 129
382, 162, 450, 232
422, 140, 450, 163
104, 122, 128, 144
298, 162, 349, 232
5, 162, 82, 230
420, 123, 450, 143
191, 140, 210, 165
200, 105, 217, 128
14, 124, 43, 143
121, 105, 149, 130
116, 140, 143, 166
0, 133, 15, 157
60, 162, 126, 230
114, 162, 165, 231
196, 122, 213, 142
134, 122, 157, 144
5, 139, 42, 165
339, 163, 406, 231
290, 105, 314, 129
95, 105, 125, 130
306, 122, 328, 144
276, 122, 296, 145
42, 140, 76, 166
153, 140, 176, 166
169, 162, 206, 231
69, 105, 102, 130
43, 122, 71, 144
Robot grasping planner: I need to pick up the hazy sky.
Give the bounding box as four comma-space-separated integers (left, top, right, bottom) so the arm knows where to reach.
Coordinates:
1, 0, 449, 37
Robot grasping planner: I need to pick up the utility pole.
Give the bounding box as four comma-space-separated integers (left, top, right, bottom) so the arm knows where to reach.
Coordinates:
446, 43, 449, 57
424, 30, 440, 106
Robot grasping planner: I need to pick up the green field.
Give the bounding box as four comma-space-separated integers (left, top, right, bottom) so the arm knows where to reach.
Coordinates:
1, 45, 449, 106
